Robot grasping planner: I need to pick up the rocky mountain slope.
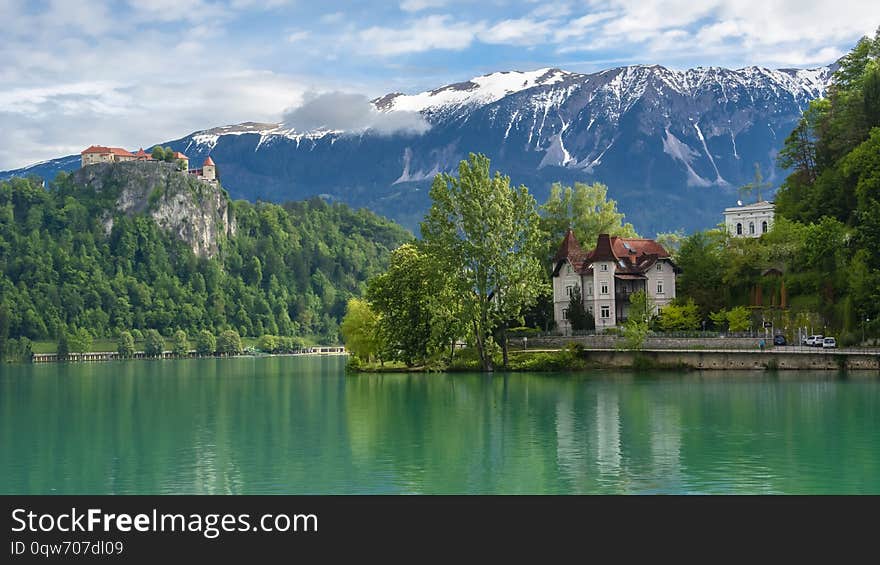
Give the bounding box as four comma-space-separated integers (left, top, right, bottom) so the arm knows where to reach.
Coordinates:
2, 63, 834, 234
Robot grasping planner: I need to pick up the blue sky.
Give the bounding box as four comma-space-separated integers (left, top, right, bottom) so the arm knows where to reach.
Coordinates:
1, 0, 877, 169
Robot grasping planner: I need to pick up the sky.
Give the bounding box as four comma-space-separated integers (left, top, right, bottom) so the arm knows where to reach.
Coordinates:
1, 0, 878, 170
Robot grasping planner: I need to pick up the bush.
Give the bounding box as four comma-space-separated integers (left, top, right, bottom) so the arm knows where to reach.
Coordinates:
144, 329, 165, 357
195, 330, 216, 356
217, 329, 242, 355
117, 331, 135, 358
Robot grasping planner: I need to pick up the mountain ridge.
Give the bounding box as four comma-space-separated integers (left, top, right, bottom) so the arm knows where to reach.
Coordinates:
1, 62, 835, 234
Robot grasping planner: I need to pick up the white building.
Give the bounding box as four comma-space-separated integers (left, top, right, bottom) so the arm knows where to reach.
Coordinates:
723, 200, 774, 238
551, 231, 679, 331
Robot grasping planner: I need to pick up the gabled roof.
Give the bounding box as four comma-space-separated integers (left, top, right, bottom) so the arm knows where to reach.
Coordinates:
552, 232, 678, 277
81, 145, 133, 156
172, 151, 189, 160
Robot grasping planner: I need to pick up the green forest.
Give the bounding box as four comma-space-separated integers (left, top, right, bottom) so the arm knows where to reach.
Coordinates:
0, 172, 411, 360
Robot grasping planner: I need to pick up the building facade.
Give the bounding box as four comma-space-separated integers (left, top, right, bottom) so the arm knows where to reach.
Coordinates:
723, 200, 774, 238
552, 231, 679, 331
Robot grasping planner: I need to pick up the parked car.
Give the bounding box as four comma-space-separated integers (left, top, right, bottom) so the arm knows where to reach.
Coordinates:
804, 335, 824, 347
773, 335, 787, 346
822, 337, 837, 349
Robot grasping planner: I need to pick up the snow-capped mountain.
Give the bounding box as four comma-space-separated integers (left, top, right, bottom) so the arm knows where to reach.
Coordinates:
1, 63, 834, 234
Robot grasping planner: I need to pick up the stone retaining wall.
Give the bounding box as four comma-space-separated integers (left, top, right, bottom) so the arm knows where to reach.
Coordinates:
580, 349, 880, 371
523, 335, 764, 350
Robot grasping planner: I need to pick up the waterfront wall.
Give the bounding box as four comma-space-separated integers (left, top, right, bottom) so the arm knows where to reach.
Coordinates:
581, 349, 880, 371
31, 346, 347, 363
524, 335, 764, 350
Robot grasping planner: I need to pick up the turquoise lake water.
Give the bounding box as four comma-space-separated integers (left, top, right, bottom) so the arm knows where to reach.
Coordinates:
1, 356, 878, 494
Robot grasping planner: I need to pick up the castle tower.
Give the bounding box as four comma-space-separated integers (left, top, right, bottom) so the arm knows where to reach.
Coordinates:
202, 156, 216, 181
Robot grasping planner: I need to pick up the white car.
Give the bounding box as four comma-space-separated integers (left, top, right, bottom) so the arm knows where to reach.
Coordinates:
822, 337, 837, 349
804, 335, 824, 347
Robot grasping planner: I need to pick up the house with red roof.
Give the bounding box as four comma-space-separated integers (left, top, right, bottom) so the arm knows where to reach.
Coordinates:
80, 145, 139, 167
552, 231, 680, 331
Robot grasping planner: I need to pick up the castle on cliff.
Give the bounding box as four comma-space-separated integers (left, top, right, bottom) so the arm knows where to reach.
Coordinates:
80, 146, 217, 182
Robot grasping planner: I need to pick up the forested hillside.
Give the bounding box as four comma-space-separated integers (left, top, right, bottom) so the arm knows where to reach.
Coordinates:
0, 171, 411, 357
675, 30, 880, 343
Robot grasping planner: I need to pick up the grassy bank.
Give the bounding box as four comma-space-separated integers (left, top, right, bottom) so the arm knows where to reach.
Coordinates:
349, 346, 606, 373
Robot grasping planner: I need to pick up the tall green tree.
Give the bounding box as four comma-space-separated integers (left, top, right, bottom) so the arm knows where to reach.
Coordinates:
144, 329, 164, 357
117, 331, 135, 357
422, 153, 545, 370
540, 181, 637, 264
340, 298, 383, 363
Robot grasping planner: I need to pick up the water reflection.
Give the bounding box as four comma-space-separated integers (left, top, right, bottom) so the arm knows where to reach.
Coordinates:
1, 359, 879, 494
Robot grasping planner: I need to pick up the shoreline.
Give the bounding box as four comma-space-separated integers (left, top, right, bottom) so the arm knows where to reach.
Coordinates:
23, 347, 347, 365
351, 347, 880, 373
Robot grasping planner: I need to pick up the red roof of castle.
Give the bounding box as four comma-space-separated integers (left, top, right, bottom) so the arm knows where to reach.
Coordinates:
203, 156, 215, 166
172, 151, 188, 160
81, 145, 134, 157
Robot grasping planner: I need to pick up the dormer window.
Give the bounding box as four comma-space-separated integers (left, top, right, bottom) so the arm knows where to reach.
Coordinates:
600, 264, 608, 272
656, 263, 662, 271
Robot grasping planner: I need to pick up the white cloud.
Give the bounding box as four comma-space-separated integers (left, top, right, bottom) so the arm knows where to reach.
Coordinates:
286, 30, 311, 43
357, 15, 482, 55
281, 91, 430, 135
400, 0, 449, 12
479, 18, 556, 45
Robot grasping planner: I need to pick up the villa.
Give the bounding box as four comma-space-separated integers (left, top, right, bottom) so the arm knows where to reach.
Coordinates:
723, 200, 774, 238
551, 231, 679, 331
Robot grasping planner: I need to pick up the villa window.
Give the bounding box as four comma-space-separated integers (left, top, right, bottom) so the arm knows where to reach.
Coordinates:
749, 222, 755, 235
600, 281, 609, 295
736, 223, 743, 235
762, 221, 768, 234
566, 264, 572, 275
657, 280, 664, 294
656, 263, 662, 271
601, 305, 610, 319
601, 264, 608, 271
562, 308, 569, 320
565, 285, 574, 297
586, 284, 593, 296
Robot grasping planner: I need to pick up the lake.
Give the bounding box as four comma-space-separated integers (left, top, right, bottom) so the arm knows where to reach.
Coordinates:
1, 356, 878, 494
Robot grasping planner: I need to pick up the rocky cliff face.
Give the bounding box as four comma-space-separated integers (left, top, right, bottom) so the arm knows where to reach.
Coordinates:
71, 161, 236, 258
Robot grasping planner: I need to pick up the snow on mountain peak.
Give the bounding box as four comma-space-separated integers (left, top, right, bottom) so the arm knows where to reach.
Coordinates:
380, 67, 572, 116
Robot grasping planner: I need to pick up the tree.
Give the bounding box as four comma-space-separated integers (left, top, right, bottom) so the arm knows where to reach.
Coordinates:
57, 332, 70, 360
366, 244, 461, 365
151, 146, 167, 161
622, 290, 653, 350
117, 331, 135, 358
195, 330, 216, 356
144, 329, 165, 357
68, 327, 92, 354
676, 230, 726, 319
217, 329, 242, 355
709, 309, 729, 331
422, 154, 545, 370
171, 329, 188, 356
340, 298, 383, 363
566, 286, 592, 331
257, 334, 278, 353
657, 299, 701, 332
540, 181, 637, 265
727, 306, 752, 332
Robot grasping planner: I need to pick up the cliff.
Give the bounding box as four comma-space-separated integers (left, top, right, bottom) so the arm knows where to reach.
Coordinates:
71, 161, 236, 257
